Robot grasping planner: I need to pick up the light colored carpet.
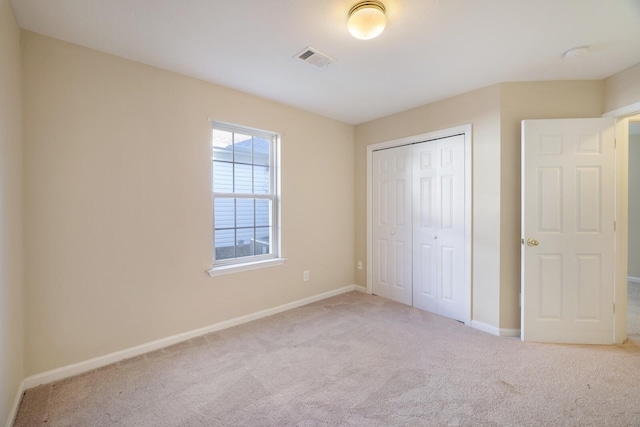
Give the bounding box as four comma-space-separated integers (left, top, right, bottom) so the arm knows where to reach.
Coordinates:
14, 290, 640, 426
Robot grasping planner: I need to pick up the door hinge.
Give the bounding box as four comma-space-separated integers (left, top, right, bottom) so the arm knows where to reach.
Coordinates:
614, 138, 617, 149
614, 221, 616, 231
613, 303, 616, 314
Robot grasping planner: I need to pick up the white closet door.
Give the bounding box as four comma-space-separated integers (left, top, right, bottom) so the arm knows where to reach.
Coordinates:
372, 146, 413, 306
411, 142, 438, 311
413, 135, 466, 322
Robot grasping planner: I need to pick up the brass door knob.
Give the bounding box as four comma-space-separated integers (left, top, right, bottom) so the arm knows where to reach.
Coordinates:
526, 238, 539, 247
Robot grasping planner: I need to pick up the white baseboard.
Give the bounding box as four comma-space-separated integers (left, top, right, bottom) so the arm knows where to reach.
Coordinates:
5, 380, 25, 427
471, 320, 521, 338
24, 285, 360, 390
628, 276, 640, 284
499, 328, 522, 338
471, 320, 499, 336
353, 284, 367, 293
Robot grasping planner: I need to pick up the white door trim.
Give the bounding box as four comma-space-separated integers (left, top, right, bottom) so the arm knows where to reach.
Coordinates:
366, 124, 473, 325
603, 101, 640, 119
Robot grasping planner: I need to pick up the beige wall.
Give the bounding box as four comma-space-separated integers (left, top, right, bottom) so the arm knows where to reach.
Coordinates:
0, 0, 24, 423
355, 85, 503, 328
499, 81, 605, 329
604, 63, 640, 113
629, 134, 640, 279
22, 31, 355, 376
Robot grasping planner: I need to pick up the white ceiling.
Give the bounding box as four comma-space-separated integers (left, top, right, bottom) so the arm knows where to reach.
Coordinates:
10, 0, 640, 124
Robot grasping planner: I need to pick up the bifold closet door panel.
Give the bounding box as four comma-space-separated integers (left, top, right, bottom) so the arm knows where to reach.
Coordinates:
412, 141, 438, 313
372, 145, 413, 306
433, 136, 466, 321
413, 136, 466, 322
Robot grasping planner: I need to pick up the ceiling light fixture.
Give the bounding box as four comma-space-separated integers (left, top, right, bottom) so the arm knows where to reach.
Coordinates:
563, 46, 590, 59
348, 1, 386, 40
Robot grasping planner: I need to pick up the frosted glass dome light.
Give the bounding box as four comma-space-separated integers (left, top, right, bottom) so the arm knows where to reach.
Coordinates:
348, 1, 386, 40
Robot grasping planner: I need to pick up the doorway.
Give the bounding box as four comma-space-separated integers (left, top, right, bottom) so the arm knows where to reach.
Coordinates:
603, 103, 640, 343
366, 125, 472, 325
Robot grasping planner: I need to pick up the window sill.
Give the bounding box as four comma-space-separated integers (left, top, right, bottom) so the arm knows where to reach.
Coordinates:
207, 258, 287, 277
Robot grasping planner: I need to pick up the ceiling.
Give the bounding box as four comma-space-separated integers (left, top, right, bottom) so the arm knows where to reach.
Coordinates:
10, 0, 640, 124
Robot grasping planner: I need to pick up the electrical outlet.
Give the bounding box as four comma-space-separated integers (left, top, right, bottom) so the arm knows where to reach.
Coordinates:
357, 261, 363, 270
303, 270, 310, 282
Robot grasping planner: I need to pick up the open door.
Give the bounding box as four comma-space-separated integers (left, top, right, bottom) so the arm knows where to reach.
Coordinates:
521, 118, 615, 344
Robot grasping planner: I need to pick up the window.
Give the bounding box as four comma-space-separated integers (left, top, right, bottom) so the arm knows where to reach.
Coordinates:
208, 122, 282, 276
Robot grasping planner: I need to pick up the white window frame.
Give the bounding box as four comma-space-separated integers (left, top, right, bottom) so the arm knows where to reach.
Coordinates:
207, 122, 284, 277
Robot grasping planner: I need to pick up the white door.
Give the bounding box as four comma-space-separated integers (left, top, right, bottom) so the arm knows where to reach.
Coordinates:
372, 146, 413, 305
413, 136, 466, 322
521, 118, 615, 344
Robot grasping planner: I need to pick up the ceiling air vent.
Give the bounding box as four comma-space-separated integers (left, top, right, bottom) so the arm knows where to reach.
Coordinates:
295, 46, 335, 69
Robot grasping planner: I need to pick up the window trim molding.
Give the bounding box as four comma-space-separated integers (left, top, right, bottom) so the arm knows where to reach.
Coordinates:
207, 257, 287, 277
209, 121, 282, 275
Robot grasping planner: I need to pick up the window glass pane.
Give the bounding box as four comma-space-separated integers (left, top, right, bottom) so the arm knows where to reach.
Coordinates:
253, 137, 270, 166
253, 165, 270, 194
215, 229, 235, 260
255, 227, 271, 255
212, 123, 277, 266
234, 163, 252, 193
213, 161, 233, 193
236, 199, 254, 228
236, 228, 255, 258
234, 134, 252, 164
255, 199, 270, 227
212, 129, 233, 162
214, 198, 235, 229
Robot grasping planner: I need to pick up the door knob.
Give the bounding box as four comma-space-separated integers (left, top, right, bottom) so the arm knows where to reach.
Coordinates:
526, 238, 539, 247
